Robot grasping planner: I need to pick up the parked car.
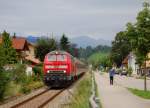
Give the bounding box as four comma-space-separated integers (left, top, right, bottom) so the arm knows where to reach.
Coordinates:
115, 68, 121, 75
121, 69, 128, 76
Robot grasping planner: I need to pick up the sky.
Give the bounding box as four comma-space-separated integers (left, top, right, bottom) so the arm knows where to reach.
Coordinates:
0, 0, 145, 40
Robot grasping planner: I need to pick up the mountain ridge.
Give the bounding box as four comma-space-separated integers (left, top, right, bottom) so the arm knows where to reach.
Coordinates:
27, 35, 111, 48
70, 36, 111, 48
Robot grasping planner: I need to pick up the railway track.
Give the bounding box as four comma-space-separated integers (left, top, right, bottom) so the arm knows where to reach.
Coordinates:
9, 73, 85, 108
10, 88, 65, 108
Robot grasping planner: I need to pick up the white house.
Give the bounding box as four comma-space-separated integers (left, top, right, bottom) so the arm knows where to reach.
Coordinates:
127, 52, 138, 75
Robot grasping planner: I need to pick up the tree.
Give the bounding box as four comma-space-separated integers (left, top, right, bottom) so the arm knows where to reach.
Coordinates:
69, 43, 79, 57
110, 31, 131, 67
0, 45, 9, 100
78, 47, 86, 59
0, 45, 6, 68
35, 37, 57, 61
2, 31, 12, 48
130, 2, 150, 91
88, 52, 112, 69
1, 31, 17, 64
94, 45, 111, 53
0, 31, 18, 100
60, 34, 70, 51
112, 1, 150, 91
135, 2, 150, 56
77, 45, 111, 59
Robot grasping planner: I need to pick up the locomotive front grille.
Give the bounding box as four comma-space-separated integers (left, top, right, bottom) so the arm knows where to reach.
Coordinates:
47, 70, 65, 74
44, 70, 72, 81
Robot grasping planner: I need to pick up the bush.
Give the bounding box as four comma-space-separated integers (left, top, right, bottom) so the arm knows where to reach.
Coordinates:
9, 64, 32, 94
33, 66, 43, 80
26, 81, 44, 90
21, 85, 31, 94
4, 81, 21, 98
12, 64, 26, 84
0, 69, 10, 101
21, 81, 44, 94
20, 76, 35, 94
0, 63, 45, 100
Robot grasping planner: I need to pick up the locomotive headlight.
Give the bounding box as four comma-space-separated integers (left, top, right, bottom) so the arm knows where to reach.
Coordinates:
58, 65, 68, 68
45, 65, 54, 69
63, 70, 66, 73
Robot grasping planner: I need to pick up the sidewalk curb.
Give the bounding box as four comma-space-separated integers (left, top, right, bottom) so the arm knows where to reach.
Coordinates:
89, 71, 99, 108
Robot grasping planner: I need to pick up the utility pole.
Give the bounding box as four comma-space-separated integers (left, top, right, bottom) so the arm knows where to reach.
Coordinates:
144, 59, 147, 91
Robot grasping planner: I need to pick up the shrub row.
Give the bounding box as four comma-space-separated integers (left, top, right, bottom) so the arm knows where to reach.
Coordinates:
0, 64, 44, 101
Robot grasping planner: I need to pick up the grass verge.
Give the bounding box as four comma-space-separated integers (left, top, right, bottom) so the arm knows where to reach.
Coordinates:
4, 81, 44, 98
70, 72, 92, 108
128, 88, 150, 99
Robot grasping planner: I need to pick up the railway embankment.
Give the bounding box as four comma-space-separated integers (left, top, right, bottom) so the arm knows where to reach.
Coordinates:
89, 71, 101, 108
68, 71, 92, 108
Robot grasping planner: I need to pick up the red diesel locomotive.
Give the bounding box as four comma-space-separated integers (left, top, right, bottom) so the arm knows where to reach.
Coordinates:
43, 50, 86, 87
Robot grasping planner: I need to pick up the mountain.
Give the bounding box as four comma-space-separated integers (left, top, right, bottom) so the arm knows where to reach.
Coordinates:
26, 35, 111, 48
70, 36, 111, 48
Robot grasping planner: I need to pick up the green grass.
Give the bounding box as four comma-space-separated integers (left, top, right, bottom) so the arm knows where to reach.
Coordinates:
135, 76, 150, 80
4, 81, 22, 98
3, 80, 44, 100
128, 88, 150, 99
70, 73, 92, 108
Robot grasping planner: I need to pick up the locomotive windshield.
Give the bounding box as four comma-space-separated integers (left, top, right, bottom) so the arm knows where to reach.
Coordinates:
48, 54, 67, 61
57, 54, 67, 61
48, 54, 56, 61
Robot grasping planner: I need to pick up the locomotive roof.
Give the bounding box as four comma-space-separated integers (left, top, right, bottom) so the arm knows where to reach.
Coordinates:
48, 50, 70, 55
47, 50, 85, 65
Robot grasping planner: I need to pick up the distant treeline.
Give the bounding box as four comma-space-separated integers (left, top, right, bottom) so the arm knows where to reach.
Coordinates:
34, 33, 111, 61
78, 45, 111, 59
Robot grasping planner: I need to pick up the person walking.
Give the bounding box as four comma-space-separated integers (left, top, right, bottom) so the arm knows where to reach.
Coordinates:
109, 67, 115, 85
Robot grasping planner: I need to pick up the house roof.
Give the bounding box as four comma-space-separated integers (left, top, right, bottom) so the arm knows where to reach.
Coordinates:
0, 36, 28, 50
12, 38, 27, 50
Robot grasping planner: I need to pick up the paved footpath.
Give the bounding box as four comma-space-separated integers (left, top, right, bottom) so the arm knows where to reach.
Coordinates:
94, 72, 150, 108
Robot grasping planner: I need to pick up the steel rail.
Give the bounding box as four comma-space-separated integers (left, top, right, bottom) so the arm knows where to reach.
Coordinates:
11, 88, 49, 108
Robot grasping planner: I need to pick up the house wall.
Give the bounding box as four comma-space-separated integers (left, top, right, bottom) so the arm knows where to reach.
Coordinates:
146, 52, 150, 68
26, 44, 35, 57
128, 52, 137, 75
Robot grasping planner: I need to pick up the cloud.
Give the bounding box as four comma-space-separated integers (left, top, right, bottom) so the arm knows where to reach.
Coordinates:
0, 0, 143, 40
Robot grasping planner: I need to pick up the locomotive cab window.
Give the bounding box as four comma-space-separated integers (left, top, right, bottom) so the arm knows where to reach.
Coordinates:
57, 54, 67, 61
48, 54, 56, 61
